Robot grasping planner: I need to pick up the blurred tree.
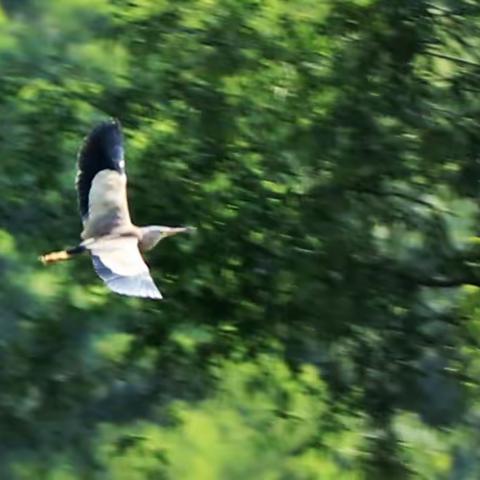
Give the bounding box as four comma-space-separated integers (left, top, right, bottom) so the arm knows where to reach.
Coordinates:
1, 0, 480, 478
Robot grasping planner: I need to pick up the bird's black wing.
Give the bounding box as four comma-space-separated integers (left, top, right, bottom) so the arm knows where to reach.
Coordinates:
76, 120, 125, 221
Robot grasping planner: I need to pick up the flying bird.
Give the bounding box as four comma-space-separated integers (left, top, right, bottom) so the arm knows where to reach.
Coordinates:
40, 120, 191, 299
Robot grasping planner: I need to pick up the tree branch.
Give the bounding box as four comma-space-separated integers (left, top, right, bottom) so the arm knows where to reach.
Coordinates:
411, 275, 475, 288
349, 186, 450, 214
367, 255, 480, 289
425, 50, 480, 69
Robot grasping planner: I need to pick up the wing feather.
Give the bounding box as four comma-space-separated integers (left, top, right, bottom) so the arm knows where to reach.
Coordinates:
82, 170, 132, 238
77, 120, 125, 221
88, 237, 162, 299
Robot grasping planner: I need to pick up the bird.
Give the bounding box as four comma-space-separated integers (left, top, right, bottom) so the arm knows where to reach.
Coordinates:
40, 119, 192, 299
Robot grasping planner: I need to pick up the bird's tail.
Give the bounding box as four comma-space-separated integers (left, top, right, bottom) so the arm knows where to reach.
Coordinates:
40, 245, 86, 265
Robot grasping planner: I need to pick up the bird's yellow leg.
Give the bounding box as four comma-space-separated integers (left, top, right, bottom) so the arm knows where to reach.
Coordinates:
39, 250, 72, 264
40, 244, 86, 265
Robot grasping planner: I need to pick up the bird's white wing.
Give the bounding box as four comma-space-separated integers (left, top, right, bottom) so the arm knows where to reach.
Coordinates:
88, 236, 162, 299
77, 120, 132, 238
82, 170, 132, 238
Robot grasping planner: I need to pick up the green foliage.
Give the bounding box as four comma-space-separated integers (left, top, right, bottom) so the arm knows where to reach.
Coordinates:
2, 0, 480, 478
15, 356, 365, 479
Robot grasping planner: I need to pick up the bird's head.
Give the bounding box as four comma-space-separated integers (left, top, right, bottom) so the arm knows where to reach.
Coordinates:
139, 225, 194, 251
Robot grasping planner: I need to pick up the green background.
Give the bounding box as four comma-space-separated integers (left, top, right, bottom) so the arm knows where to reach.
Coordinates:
1, 0, 480, 478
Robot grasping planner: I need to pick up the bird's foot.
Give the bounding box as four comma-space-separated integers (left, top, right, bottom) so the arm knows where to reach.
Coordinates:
39, 250, 71, 265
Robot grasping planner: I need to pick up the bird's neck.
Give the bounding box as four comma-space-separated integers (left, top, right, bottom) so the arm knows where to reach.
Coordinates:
138, 226, 164, 252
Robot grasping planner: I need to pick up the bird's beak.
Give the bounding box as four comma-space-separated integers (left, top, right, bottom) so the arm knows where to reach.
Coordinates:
165, 226, 195, 237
